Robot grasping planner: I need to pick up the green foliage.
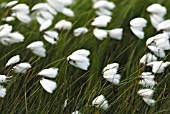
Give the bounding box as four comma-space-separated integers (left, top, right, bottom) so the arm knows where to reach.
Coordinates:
0, 0, 170, 114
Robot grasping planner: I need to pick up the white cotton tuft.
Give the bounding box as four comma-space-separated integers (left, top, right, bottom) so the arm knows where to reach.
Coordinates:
31, 3, 47, 11
71, 110, 81, 114
0, 85, 6, 98
15, 13, 32, 23
137, 89, 154, 98
55, 20, 72, 30
36, 16, 46, 25
147, 4, 167, 17
74, 27, 88, 37
91, 15, 111, 27
103, 63, 119, 72
27, 41, 46, 57
0, 24, 13, 37
6, 55, 20, 67
143, 97, 155, 106
130, 17, 147, 39
93, 28, 107, 40
38, 68, 58, 78
147, 46, 165, 58
13, 62, 31, 73
38, 11, 54, 20
130, 27, 144, 39
139, 79, 157, 88
149, 14, 164, 29
0, 75, 12, 83
40, 78, 57, 93
140, 53, 157, 64
147, 4, 166, 29
5, 1, 18, 8
2, 16, 15, 22
93, 0, 115, 16
26, 41, 43, 49
12, 4, 30, 14
103, 63, 121, 85
67, 49, 90, 70
43, 30, 59, 45
130, 18, 147, 28
61, 8, 74, 17
39, 19, 52, 32
93, 1, 115, 10
147, 61, 170, 73
92, 95, 109, 110
72, 49, 90, 57
108, 28, 123, 40
157, 19, 170, 31
8, 32, 25, 42
95, 8, 112, 16
140, 72, 155, 80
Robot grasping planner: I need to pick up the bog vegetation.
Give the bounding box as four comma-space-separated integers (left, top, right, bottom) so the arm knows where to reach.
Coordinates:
0, 0, 170, 114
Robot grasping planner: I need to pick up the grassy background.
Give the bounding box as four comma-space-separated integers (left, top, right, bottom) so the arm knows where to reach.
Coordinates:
0, 0, 170, 113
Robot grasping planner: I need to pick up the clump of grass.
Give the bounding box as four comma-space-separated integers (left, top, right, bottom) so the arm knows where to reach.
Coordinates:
0, 0, 170, 114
